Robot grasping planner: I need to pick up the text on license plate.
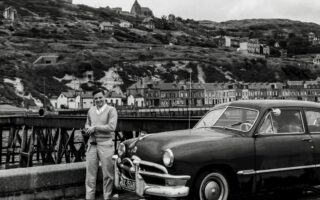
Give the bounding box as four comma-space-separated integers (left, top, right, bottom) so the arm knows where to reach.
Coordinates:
120, 176, 135, 191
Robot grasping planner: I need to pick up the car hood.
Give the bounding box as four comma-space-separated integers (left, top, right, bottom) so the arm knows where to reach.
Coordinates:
130, 128, 242, 163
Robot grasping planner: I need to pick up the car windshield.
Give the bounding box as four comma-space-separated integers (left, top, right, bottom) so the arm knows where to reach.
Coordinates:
194, 106, 259, 132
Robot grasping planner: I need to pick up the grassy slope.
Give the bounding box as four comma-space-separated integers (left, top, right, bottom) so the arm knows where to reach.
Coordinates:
1, 1, 320, 106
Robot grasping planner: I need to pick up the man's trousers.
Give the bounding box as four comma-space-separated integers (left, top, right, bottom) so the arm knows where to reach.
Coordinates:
86, 139, 114, 200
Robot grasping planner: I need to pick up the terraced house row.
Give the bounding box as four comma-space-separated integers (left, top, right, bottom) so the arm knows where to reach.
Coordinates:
126, 78, 320, 107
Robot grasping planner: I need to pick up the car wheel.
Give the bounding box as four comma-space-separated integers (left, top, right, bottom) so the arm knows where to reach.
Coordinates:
194, 171, 229, 200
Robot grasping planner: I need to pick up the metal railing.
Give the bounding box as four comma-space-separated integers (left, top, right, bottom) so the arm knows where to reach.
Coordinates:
0, 115, 201, 169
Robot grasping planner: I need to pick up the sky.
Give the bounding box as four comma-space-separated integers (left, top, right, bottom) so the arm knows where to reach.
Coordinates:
73, 0, 320, 25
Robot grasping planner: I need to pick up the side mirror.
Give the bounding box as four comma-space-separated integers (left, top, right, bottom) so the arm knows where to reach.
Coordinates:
272, 108, 281, 116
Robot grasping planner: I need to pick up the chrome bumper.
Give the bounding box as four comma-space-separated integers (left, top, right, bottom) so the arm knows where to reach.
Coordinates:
112, 155, 190, 198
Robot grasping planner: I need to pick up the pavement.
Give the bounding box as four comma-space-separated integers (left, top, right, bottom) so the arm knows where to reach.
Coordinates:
71, 192, 141, 200
71, 188, 320, 200
71, 191, 320, 200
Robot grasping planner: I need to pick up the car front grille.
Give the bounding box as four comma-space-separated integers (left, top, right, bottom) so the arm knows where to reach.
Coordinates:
119, 156, 168, 185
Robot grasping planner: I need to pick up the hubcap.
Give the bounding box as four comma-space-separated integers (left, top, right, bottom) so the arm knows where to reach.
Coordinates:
204, 181, 222, 200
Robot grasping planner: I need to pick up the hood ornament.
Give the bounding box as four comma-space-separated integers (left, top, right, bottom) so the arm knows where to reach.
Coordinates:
138, 131, 149, 141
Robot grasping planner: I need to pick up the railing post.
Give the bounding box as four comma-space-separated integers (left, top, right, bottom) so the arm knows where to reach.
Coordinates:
0, 127, 2, 166
19, 126, 28, 167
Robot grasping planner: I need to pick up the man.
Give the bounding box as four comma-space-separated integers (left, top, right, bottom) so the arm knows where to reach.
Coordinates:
85, 89, 118, 200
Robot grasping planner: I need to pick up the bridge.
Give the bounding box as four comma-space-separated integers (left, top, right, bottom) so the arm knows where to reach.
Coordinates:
2, 112, 320, 200
0, 111, 203, 199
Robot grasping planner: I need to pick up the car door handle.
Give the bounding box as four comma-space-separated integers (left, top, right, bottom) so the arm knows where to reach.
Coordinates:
302, 138, 313, 142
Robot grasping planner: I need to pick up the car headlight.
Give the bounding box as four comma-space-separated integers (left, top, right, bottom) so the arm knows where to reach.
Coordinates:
118, 143, 126, 158
162, 149, 174, 167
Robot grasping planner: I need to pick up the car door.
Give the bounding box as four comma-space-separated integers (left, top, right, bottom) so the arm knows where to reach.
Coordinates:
254, 107, 315, 192
304, 108, 320, 184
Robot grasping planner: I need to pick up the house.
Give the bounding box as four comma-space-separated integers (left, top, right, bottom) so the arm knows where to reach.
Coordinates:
308, 32, 316, 43
3, 7, 17, 21
127, 77, 154, 97
247, 39, 261, 54
262, 45, 270, 55
75, 92, 93, 109
204, 83, 224, 105
212, 36, 225, 46
111, 7, 122, 14
142, 17, 155, 30
99, 22, 114, 31
106, 91, 123, 106
274, 42, 280, 48
286, 80, 304, 89
158, 82, 205, 107
145, 82, 161, 107
314, 55, 320, 65
224, 36, 240, 47
127, 94, 145, 107
57, 91, 78, 109
239, 42, 249, 54
119, 11, 135, 17
50, 96, 58, 109
33, 54, 59, 65
119, 21, 133, 29
239, 40, 269, 55
158, 83, 183, 107
313, 37, 320, 46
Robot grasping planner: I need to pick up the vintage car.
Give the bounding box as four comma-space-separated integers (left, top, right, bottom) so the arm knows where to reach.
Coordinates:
113, 100, 320, 200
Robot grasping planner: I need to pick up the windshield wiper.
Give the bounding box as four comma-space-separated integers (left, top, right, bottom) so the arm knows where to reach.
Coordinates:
230, 121, 249, 127
195, 126, 216, 129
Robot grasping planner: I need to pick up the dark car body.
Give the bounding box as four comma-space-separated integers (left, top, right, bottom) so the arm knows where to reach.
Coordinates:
113, 100, 320, 199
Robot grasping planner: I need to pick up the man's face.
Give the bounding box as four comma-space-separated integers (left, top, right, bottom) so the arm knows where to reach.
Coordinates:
94, 92, 105, 108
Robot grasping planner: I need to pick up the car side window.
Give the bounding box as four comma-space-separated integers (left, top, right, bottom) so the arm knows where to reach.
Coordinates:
273, 110, 304, 134
305, 110, 320, 133
258, 109, 304, 135
258, 114, 275, 134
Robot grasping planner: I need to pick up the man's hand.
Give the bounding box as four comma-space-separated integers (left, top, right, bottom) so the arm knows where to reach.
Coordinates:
85, 126, 96, 135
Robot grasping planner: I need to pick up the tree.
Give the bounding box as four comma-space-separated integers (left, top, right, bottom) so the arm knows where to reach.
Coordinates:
287, 36, 309, 54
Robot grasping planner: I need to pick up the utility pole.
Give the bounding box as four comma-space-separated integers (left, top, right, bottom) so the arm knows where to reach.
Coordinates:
189, 70, 192, 130
43, 78, 46, 109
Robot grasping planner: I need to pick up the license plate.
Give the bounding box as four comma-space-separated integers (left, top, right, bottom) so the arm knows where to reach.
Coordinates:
120, 176, 135, 191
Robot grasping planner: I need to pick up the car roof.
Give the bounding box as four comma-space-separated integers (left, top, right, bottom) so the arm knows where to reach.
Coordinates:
215, 100, 320, 110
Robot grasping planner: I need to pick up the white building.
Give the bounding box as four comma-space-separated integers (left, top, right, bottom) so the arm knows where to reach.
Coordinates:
239, 42, 248, 54
119, 21, 133, 28
3, 7, 17, 21
142, 17, 155, 30
99, 22, 114, 31
224, 36, 240, 47
57, 91, 78, 109
33, 54, 59, 65
127, 94, 144, 107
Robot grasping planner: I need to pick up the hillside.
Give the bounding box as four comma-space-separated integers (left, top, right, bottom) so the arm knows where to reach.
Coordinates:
1, 0, 320, 108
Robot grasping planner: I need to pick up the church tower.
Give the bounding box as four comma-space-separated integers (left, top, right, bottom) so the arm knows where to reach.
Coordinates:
130, 0, 142, 16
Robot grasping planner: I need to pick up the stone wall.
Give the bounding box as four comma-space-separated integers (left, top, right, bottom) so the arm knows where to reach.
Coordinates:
0, 162, 102, 200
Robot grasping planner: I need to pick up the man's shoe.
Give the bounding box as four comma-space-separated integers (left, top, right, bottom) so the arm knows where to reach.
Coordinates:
112, 193, 119, 199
